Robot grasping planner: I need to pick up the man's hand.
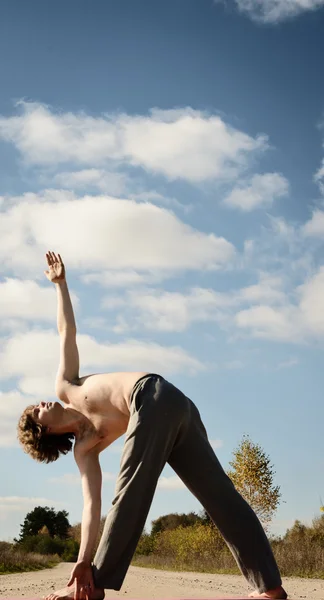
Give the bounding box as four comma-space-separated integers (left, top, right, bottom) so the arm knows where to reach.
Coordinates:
44, 251, 66, 283
67, 560, 95, 600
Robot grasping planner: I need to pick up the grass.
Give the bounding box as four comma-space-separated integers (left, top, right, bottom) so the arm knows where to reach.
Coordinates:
2, 520, 324, 579
132, 523, 324, 580
132, 551, 324, 579
132, 554, 239, 575
0, 542, 60, 575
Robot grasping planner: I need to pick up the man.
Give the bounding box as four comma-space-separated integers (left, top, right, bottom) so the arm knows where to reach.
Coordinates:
17, 252, 287, 600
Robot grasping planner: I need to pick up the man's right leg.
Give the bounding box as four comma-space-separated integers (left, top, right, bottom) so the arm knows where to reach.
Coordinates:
168, 400, 286, 598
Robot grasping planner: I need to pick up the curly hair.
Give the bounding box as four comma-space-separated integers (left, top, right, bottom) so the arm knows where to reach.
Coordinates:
17, 405, 75, 463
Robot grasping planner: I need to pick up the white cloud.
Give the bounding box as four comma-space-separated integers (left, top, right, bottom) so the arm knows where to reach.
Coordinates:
298, 266, 324, 334
315, 163, 324, 194
53, 169, 128, 196
0, 102, 268, 182
0, 192, 235, 277
0, 278, 78, 326
230, 0, 324, 23
235, 304, 298, 341
130, 190, 191, 213
223, 173, 289, 211
0, 329, 205, 397
77, 334, 205, 376
0, 390, 39, 447
82, 270, 164, 288
238, 274, 285, 304
240, 214, 313, 281
0, 330, 60, 396
81, 317, 109, 330
157, 476, 186, 490
102, 287, 233, 332
101, 275, 285, 333
303, 209, 324, 237
95, 264, 315, 344
234, 266, 324, 341
0, 496, 66, 514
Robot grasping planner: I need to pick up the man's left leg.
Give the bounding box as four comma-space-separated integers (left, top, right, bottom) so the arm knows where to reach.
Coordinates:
92, 375, 191, 591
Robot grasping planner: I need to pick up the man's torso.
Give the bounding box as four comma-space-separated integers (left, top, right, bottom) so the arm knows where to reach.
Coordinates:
64, 371, 149, 454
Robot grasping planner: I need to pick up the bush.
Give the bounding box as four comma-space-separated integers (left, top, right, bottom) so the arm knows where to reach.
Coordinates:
134, 533, 156, 556
133, 515, 324, 578
133, 524, 237, 573
61, 538, 80, 562
0, 542, 59, 574
154, 524, 234, 570
16, 534, 79, 561
151, 512, 204, 536
271, 518, 324, 578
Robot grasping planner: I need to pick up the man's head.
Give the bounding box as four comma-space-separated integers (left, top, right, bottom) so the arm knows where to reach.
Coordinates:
17, 401, 75, 463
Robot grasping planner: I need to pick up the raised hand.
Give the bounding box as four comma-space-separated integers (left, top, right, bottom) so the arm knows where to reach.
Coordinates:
44, 251, 66, 283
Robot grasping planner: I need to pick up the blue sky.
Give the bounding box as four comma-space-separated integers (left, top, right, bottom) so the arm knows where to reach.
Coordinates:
1, 0, 324, 543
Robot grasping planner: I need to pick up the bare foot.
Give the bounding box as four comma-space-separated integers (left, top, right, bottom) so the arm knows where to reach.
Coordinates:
43, 585, 105, 600
249, 586, 287, 599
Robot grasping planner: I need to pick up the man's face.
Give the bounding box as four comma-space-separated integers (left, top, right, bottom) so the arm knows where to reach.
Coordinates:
32, 401, 63, 431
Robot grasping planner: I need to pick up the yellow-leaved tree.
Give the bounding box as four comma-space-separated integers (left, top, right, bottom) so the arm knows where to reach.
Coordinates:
227, 435, 281, 531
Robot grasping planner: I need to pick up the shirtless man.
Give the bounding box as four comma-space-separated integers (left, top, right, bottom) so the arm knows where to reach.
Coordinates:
17, 252, 287, 600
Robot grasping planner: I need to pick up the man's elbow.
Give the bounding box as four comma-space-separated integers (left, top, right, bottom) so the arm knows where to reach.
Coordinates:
58, 325, 77, 337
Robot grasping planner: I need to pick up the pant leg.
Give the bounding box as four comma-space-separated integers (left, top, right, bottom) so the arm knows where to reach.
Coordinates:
168, 400, 282, 594
92, 375, 191, 590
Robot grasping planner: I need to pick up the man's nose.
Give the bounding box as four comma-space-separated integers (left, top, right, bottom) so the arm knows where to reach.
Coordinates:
40, 401, 46, 408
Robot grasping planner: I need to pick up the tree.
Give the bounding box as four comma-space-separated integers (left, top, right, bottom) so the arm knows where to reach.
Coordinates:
17, 506, 71, 542
283, 519, 307, 542
54, 509, 71, 539
227, 435, 281, 530
151, 512, 203, 536
200, 509, 214, 527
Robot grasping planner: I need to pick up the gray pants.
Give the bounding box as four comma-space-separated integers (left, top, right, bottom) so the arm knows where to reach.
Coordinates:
92, 374, 282, 593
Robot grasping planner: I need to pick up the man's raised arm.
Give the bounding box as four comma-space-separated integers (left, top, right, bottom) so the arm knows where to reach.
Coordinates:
44, 251, 80, 400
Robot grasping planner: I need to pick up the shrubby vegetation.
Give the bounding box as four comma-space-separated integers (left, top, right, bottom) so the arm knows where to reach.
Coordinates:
0, 507, 79, 574
0, 541, 60, 574
1, 436, 323, 578
133, 512, 324, 578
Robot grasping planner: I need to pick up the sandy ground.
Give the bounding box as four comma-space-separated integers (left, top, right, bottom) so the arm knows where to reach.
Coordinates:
0, 563, 323, 600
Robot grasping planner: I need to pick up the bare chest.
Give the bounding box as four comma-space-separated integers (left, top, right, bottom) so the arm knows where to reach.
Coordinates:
67, 372, 148, 448
70, 372, 142, 438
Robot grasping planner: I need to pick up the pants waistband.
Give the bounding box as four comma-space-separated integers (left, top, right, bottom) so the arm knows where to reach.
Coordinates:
130, 373, 162, 405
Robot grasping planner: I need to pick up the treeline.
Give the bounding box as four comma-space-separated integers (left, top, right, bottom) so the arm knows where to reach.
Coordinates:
133, 511, 324, 578
0, 506, 79, 574
1, 436, 323, 577
2, 505, 324, 578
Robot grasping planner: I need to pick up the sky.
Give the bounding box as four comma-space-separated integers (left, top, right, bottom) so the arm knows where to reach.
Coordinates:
1, 0, 324, 543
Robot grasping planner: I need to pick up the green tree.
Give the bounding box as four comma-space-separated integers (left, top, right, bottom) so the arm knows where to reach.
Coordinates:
53, 509, 70, 539
17, 506, 71, 542
227, 435, 281, 530
151, 512, 203, 536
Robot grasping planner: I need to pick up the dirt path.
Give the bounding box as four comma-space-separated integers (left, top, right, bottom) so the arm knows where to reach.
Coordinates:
0, 563, 323, 599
